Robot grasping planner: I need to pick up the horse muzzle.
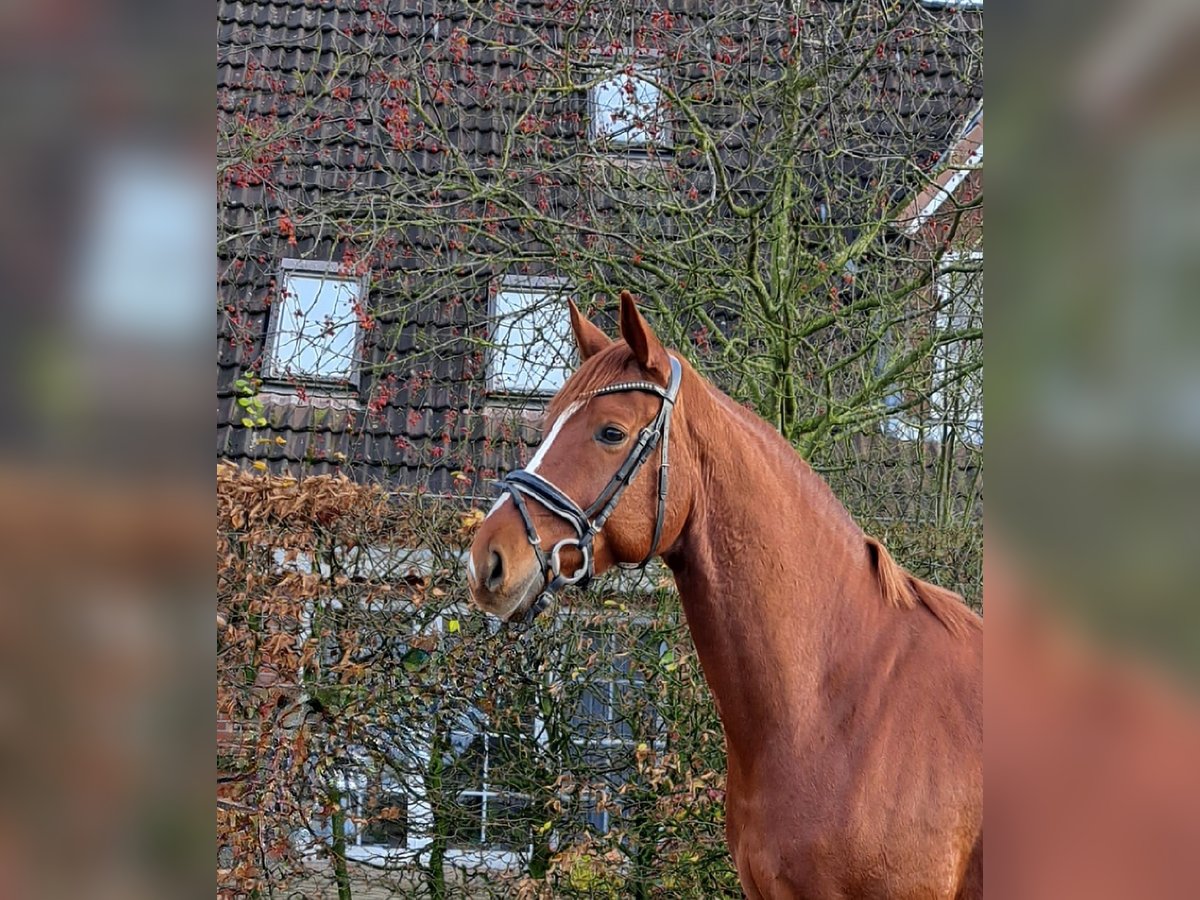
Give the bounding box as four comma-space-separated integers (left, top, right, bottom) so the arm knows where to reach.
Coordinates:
468, 504, 558, 622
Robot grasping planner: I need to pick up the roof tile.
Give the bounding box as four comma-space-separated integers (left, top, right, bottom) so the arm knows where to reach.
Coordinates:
218, 0, 981, 491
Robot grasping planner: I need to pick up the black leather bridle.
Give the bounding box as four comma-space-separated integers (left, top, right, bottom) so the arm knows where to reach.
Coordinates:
496, 356, 682, 622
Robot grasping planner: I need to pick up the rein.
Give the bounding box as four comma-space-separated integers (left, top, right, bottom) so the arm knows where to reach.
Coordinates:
496, 356, 682, 623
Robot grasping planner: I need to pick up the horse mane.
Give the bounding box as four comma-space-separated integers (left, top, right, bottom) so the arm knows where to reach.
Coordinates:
550, 341, 980, 639
865, 536, 981, 638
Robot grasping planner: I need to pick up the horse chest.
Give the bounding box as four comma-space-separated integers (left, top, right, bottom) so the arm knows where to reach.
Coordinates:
725, 775, 965, 900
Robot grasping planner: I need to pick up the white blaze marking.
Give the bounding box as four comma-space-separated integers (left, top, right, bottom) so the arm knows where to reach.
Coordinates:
467, 553, 477, 584
483, 401, 583, 520
528, 401, 582, 474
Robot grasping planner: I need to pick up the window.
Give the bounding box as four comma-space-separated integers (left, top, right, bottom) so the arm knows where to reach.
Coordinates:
489, 276, 574, 397
883, 252, 982, 445
297, 602, 536, 867
316, 768, 409, 858
431, 614, 536, 859
443, 710, 532, 852
589, 64, 670, 149
292, 583, 669, 870
930, 252, 982, 445
565, 623, 665, 834
264, 259, 363, 384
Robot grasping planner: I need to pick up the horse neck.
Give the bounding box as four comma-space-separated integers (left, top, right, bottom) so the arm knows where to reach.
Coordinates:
663, 373, 884, 756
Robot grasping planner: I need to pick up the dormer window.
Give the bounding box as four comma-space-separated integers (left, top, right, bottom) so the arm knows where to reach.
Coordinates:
263, 259, 363, 386
487, 275, 574, 398
589, 64, 670, 150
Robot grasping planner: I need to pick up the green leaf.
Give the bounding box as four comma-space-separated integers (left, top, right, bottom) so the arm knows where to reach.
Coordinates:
401, 648, 430, 672
241, 417, 256, 428
237, 397, 251, 407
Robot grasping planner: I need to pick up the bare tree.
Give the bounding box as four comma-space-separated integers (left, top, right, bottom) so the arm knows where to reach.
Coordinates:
218, 1, 982, 895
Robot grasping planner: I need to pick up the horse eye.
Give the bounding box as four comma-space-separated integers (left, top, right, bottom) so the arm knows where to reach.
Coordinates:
596, 425, 627, 445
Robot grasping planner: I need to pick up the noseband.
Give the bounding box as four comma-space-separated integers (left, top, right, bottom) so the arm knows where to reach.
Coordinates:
496, 356, 682, 622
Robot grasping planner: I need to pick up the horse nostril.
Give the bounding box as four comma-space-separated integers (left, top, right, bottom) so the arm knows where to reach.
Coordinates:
485, 549, 504, 592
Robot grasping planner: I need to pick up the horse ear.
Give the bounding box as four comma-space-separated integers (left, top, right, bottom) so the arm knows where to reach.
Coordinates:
568, 299, 611, 362
618, 290, 670, 384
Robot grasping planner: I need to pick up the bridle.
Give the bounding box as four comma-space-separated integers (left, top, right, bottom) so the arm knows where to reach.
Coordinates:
496, 356, 682, 622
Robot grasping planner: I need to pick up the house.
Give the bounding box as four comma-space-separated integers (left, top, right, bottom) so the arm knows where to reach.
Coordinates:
888, 102, 983, 447
217, 0, 982, 876
218, 0, 983, 495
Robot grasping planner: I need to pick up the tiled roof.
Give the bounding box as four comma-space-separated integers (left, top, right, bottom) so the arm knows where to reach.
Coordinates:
217, 0, 982, 493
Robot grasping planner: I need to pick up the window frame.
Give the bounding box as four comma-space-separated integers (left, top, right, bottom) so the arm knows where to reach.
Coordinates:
486, 275, 576, 400
882, 250, 982, 446
262, 258, 366, 390
324, 767, 411, 859
920, 0, 983, 9
442, 720, 535, 853
551, 611, 669, 835
929, 250, 983, 446
587, 60, 672, 152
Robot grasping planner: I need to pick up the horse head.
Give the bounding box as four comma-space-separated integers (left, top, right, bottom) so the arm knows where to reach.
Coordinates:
468, 291, 692, 621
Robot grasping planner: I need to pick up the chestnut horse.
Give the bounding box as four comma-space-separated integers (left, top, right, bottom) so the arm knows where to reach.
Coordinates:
468, 292, 982, 899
